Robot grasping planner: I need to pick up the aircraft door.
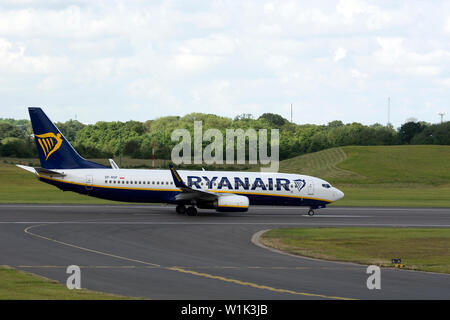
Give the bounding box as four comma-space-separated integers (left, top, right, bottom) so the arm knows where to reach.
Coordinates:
307, 181, 314, 195
85, 175, 93, 191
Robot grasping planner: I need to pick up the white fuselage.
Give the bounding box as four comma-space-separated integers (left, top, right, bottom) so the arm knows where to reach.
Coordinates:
37, 168, 344, 207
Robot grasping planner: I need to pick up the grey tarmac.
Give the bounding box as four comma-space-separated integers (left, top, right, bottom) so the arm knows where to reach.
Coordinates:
0, 204, 449, 300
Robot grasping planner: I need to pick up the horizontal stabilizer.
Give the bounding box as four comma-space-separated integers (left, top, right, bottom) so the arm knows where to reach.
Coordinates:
16, 165, 37, 175
35, 167, 66, 176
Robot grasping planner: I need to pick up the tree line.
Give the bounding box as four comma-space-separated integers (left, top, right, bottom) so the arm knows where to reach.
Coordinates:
0, 113, 448, 160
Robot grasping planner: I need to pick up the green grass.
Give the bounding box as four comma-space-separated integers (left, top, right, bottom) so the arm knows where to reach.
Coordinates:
335, 184, 450, 207
0, 159, 118, 204
0, 266, 136, 299
275, 145, 450, 207
260, 228, 450, 274
278, 145, 450, 185
336, 145, 450, 185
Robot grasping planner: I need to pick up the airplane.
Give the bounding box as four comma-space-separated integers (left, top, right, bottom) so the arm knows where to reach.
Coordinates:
17, 107, 344, 216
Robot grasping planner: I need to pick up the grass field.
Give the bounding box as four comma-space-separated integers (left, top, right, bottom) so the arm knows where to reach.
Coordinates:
279, 145, 450, 185
260, 228, 450, 274
0, 266, 135, 299
277, 145, 450, 207
0, 158, 117, 204
1, 145, 450, 206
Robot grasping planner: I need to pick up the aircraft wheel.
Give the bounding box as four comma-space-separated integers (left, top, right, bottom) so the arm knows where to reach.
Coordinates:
186, 206, 198, 216
307, 209, 315, 216
176, 205, 186, 214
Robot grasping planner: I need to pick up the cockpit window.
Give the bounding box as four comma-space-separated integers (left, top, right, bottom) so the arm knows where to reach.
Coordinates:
322, 183, 331, 189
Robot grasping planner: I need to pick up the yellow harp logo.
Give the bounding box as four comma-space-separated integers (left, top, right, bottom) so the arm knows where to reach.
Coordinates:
35, 132, 63, 160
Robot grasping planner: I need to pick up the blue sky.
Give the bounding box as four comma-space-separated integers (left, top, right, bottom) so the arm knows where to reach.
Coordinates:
0, 0, 449, 128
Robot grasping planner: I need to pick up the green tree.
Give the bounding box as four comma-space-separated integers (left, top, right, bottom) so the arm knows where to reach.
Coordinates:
258, 113, 287, 127
398, 121, 428, 144
56, 119, 85, 143
411, 122, 450, 145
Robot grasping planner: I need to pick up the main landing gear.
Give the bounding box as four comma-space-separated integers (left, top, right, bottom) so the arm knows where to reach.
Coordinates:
176, 205, 186, 214
307, 208, 315, 216
176, 205, 198, 216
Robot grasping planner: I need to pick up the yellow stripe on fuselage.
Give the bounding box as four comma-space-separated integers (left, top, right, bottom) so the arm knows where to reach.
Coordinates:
218, 205, 248, 208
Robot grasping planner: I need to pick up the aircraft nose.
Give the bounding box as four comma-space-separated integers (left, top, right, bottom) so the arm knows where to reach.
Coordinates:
334, 188, 344, 201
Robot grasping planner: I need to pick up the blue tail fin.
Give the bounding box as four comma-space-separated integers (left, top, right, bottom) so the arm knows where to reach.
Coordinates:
29, 107, 107, 169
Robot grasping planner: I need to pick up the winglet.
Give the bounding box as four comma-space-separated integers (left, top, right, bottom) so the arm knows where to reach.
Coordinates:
109, 159, 119, 169
169, 164, 188, 189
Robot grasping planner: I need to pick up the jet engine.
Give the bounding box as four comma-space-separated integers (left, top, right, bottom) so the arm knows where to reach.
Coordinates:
216, 195, 249, 212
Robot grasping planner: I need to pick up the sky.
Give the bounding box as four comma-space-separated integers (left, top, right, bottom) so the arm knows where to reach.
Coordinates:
0, 0, 449, 128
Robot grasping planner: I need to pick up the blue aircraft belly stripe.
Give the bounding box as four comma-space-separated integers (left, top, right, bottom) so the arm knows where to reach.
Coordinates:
38, 175, 330, 208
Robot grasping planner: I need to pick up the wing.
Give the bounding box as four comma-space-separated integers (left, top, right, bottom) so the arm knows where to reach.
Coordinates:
169, 164, 217, 202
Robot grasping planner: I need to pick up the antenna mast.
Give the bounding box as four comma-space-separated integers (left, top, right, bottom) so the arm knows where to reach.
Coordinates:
290, 103, 293, 123
387, 97, 390, 125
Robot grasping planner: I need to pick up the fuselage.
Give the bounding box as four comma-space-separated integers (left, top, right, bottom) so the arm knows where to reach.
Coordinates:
37, 168, 344, 209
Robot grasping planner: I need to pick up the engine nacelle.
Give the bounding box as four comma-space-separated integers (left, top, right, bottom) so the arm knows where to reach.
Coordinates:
216, 195, 249, 212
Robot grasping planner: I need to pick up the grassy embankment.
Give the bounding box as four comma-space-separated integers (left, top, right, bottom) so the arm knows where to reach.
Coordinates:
1, 145, 449, 206
260, 228, 450, 274
0, 266, 135, 299
277, 145, 450, 207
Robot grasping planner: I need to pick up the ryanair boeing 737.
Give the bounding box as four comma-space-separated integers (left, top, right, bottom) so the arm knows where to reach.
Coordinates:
17, 107, 344, 216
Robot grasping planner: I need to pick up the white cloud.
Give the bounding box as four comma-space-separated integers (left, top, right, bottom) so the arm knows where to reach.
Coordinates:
372, 37, 450, 76
178, 35, 236, 56
0, 37, 69, 74
333, 47, 347, 62
350, 68, 367, 80
337, 0, 392, 30
0, 1, 449, 127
